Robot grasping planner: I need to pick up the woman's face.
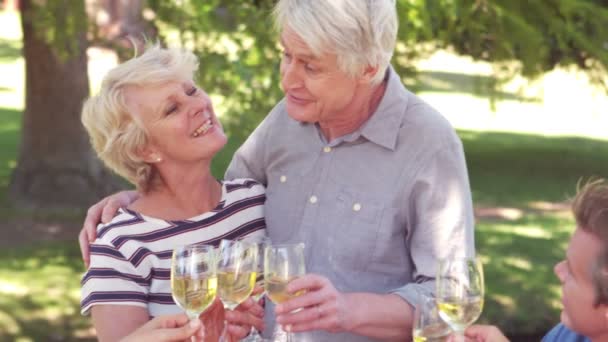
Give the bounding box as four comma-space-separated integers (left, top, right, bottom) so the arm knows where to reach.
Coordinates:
279, 27, 366, 125
124, 80, 227, 165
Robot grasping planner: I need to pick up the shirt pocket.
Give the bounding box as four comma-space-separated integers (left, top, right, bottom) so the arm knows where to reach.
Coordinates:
325, 187, 385, 272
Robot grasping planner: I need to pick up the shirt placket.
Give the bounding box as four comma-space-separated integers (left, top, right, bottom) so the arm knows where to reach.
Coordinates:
299, 138, 342, 273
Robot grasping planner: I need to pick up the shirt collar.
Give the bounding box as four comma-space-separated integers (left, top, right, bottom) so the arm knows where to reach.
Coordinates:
357, 66, 409, 151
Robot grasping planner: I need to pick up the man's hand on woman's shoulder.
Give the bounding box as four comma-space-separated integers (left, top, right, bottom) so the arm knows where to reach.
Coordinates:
79, 190, 139, 267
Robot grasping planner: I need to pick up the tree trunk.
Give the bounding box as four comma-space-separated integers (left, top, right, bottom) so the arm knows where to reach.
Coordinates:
9, 0, 121, 209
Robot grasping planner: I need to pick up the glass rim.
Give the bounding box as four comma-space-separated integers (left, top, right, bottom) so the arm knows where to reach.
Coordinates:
173, 243, 216, 252
438, 255, 482, 262
265, 242, 305, 249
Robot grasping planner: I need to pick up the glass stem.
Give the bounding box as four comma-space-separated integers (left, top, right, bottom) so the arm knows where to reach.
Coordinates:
219, 304, 233, 342
452, 330, 466, 342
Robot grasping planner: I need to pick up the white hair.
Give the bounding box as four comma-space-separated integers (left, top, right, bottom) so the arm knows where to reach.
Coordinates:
274, 0, 398, 84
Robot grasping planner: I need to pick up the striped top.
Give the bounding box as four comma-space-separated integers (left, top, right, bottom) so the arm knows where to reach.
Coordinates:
81, 178, 266, 317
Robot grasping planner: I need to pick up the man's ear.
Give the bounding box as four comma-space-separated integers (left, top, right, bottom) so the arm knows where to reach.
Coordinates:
358, 65, 380, 84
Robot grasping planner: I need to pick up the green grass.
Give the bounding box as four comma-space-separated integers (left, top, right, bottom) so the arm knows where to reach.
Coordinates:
461, 131, 608, 336
0, 242, 94, 342
0, 107, 19, 197
463, 131, 608, 206
476, 213, 573, 336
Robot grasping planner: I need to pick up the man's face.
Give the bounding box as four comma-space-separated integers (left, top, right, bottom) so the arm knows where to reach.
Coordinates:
278, 27, 363, 126
554, 227, 607, 337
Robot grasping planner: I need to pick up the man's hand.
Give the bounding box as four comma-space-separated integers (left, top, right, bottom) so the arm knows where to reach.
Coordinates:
275, 274, 354, 333
79, 190, 139, 267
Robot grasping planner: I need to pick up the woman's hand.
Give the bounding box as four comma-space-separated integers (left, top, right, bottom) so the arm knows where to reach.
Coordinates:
274, 274, 355, 333
201, 297, 265, 341
465, 324, 510, 342
226, 297, 266, 339
79, 190, 139, 267
119, 313, 204, 342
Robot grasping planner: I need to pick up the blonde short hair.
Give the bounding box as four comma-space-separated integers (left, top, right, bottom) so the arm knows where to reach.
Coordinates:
81, 45, 199, 191
273, 0, 398, 85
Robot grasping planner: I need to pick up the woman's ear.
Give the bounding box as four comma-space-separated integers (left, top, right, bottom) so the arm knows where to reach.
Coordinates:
139, 146, 163, 164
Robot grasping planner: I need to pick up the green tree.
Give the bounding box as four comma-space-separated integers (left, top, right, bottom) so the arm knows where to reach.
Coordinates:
146, 0, 608, 138
425, 0, 608, 86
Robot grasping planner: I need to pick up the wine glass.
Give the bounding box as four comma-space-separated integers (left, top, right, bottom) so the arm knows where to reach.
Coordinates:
170, 244, 218, 330
252, 236, 271, 302
412, 292, 451, 342
264, 243, 306, 342
217, 239, 258, 341
436, 257, 485, 342
244, 236, 271, 342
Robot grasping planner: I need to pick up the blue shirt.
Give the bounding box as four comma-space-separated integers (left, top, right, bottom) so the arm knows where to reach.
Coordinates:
226, 66, 475, 341
542, 324, 590, 342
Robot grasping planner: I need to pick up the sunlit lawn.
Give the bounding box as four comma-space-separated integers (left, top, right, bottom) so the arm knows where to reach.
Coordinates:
1, 9, 608, 341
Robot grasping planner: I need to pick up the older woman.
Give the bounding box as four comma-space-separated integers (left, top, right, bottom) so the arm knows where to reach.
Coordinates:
80, 46, 265, 341
81, 0, 475, 340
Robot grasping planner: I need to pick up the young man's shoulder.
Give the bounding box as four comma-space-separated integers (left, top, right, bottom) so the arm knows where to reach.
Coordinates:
542, 323, 590, 342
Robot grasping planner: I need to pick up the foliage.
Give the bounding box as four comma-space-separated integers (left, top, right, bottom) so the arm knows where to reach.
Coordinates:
138, 0, 608, 139
148, 0, 282, 141
419, 0, 608, 89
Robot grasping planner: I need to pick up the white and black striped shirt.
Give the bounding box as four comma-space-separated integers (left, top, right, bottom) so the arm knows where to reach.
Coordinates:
81, 178, 266, 317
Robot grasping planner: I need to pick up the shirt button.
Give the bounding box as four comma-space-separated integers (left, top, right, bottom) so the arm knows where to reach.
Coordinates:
353, 203, 362, 212
280, 175, 287, 183
323, 146, 332, 153
309, 195, 318, 204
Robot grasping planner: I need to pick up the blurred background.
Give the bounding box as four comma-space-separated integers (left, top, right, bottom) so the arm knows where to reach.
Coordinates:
0, 0, 607, 341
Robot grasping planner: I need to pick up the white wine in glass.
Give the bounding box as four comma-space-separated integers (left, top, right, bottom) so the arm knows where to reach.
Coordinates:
171, 244, 218, 321
217, 268, 257, 309
266, 275, 306, 304
217, 239, 258, 341
264, 243, 306, 342
436, 257, 484, 342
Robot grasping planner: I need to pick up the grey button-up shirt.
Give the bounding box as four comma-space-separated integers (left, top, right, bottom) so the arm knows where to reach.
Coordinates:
225, 67, 475, 341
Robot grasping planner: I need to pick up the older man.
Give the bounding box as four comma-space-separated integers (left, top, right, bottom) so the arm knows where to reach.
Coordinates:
80, 1, 475, 340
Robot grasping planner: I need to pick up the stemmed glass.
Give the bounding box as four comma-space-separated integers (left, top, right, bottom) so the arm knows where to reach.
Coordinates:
412, 292, 451, 342
264, 243, 306, 342
436, 257, 485, 342
245, 236, 271, 341
217, 239, 258, 342
170, 244, 218, 336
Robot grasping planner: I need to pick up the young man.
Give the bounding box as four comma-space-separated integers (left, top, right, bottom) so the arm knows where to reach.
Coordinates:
467, 179, 608, 342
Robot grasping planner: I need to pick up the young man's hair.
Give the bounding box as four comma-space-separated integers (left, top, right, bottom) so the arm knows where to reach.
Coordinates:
572, 178, 608, 305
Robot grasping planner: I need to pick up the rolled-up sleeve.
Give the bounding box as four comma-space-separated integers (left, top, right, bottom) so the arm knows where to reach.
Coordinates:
391, 139, 475, 306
